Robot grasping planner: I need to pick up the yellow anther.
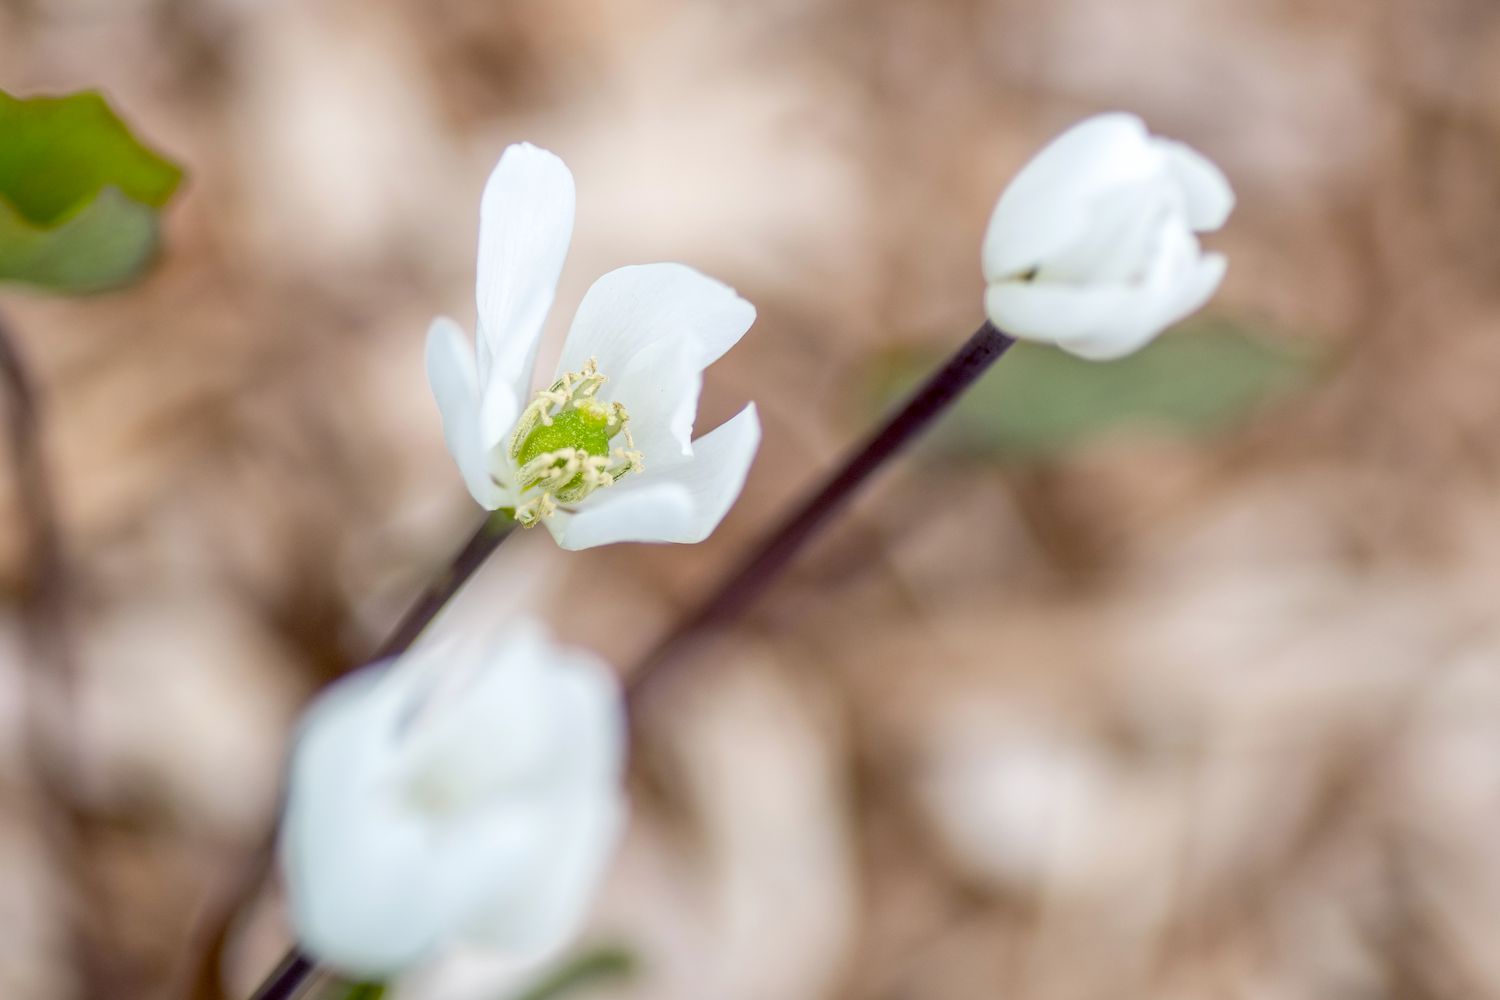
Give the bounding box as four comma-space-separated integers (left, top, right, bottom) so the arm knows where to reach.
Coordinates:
505, 359, 645, 526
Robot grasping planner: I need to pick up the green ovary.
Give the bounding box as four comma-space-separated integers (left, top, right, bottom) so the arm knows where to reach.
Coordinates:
516, 406, 615, 466
505, 361, 645, 526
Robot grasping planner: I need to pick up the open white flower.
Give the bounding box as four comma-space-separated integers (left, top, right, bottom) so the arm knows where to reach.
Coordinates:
279, 621, 626, 977
982, 112, 1234, 361
426, 143, 761, 550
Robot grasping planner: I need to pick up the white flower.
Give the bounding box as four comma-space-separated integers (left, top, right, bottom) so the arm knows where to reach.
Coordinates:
982, 112, 1235, 361
278, 621, 626, 977
426, 143, 761, 549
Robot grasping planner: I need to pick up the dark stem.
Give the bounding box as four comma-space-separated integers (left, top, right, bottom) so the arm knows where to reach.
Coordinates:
247, 953, 316, 1000
626, 320, 1014, 708
196, 514, 516, 1000
371, 513, 517, 661
0, 311, 125, 1000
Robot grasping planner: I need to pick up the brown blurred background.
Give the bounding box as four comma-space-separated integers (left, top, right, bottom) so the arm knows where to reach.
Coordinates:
5, 0, 1500, 998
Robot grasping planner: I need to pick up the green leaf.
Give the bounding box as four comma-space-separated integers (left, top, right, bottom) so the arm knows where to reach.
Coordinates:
504, 945, 637, 1000
868, 319, 1321, 462
0, 187, 161, 293
337, 983, 387, 1000
0, 89, 182, 293
0, 90, 181, 223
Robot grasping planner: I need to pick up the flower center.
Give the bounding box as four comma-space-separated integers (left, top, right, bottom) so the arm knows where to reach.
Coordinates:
506, 359, 643, 527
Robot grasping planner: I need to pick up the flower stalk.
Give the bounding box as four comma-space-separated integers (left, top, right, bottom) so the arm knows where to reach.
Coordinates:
625, 319, 1015, 709
371, 510, 516, 661
248, 953, 316, 1000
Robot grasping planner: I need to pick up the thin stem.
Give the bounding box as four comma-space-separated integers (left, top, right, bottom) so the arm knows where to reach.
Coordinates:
194, 514, 516, 1000
371, 512, 517, 662
626, 320, 1014, 708
247, 953, 316, 1000
1, 310, 125, 1000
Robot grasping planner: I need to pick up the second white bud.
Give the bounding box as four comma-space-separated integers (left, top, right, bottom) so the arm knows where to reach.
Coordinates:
278, 620, 627, 977
982, 112, 1234, 361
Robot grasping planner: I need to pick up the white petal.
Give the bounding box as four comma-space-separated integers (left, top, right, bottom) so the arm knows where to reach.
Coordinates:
478, 379, 521, 454
465, 791, 627, 957
1059, 222, 1228, 359
463, 648, 627, 954
399, 627, 620, 795
1159, 139, 1235, 232
1032, 179, 1176, 286
398, 644, 553, 795
426, 318, 507, 509
1130, 250, 1227, 345
985, 280, 1139, 355
982, 113, 1160, 283
554, 265, 753, 458
544, 484, 696, 551
281, 664, 458, 976
550, 403, 760, 549
475, 143, 575, 411
555, 264, 754, 457
556, 263, 754, 377
525, 642, 627, 787
282, 626, 628, 976
647, 402, 762, 539
613, 340, 702, 460
984, 245, 1226, 362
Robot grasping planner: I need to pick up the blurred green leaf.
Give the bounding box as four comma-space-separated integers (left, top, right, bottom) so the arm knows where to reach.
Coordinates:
869, 319, 1321, 462
336, 982, 386, 1000
504, 945, 637, 1000
0, 89, 182, 293
0, 90, 181, 222
0, 187, 161, 293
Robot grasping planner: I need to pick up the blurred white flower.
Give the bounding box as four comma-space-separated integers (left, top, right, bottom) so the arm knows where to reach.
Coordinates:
982, 112, 1234, 360
279, 621, 626, 977
426, 143, 761, 550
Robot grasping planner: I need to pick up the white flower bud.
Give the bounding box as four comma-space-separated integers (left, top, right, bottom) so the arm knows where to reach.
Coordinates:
278, 621, 626, 977
982, 113, 1234, 360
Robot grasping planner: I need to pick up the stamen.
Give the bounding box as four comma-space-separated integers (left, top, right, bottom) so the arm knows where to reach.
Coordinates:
506, 358, 644, 525
513, 492, 558, 527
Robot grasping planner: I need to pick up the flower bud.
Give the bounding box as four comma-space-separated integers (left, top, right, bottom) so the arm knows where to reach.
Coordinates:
982, 113, 1234, 360
278, 622, 626, 977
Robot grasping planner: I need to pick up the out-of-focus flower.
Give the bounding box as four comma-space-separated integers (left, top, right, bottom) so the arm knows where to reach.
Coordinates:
426, 143, 761, 549
279, 621, 626, 977
981, 112, 1234, 361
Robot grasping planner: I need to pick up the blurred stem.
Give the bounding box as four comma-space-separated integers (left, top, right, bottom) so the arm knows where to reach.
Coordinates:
0, 310, 124, 1000
626, 319, 1014, 709
245, 953, 317, 1000
370, 510, 517, 661
190, 512, 516, 1000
